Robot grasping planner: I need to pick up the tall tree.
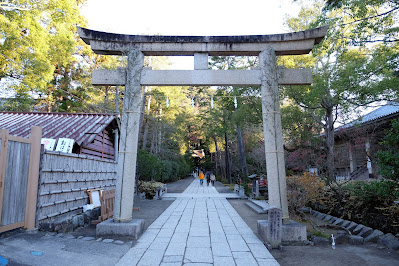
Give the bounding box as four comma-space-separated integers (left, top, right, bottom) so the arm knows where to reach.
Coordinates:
281, 1, 399, 181
0, 0, 92, 111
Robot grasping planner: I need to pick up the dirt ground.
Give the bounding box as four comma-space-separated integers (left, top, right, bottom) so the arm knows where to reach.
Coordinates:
228, 198, 399, 266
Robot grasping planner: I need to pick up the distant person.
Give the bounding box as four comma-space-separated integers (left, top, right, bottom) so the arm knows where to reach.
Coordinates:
199, 171, 204, 186
210, 172, 216, 186
206, 171, 211, 186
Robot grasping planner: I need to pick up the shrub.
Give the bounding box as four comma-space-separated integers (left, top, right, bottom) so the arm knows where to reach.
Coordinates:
177, 159, 190, 177
286, 172, 325, 212
137, 181, 164, 199
160, 160, 182, 182
376, 119, 399, 181
242, 182, 251, 196
314, 180, 399, 234
137, 150, 192, 182
137, 150, 161, 181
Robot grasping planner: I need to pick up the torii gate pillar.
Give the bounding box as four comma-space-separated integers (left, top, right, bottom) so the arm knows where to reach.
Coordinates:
260, 48, 289, 222
114, 49, 144, 222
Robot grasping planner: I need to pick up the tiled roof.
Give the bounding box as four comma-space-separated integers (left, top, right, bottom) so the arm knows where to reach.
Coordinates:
340, 102, 399, 129
0, 112, 120, 146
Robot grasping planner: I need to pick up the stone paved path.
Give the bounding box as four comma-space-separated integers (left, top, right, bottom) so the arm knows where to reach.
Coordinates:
162, 180, 242, 199
117, 180, 279, 266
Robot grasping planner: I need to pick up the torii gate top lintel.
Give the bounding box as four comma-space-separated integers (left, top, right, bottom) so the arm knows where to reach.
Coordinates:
77, 26, 328, 56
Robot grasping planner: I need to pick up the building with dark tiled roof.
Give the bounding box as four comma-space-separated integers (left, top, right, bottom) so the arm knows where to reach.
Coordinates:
334, 102, 399, 180
0, 112, 120, 160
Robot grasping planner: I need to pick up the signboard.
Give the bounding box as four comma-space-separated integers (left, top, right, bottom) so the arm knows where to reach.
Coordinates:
55, 138, 74, 153
267, 207, 282, 248
41, 138, 56, 151
192, 149, 205, 158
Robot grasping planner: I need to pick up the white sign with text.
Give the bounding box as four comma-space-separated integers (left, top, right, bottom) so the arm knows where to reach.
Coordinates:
55, 138, 74, 153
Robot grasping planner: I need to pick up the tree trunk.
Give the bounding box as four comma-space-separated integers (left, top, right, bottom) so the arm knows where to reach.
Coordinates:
236, 125, 248, 178
142, 118, 149, 150
115, 86, 119, 113
225, 132, 231, 184
139, 91, 146, 133
157, 108, 162, 154
104, 86, 109, 112
325, 105, 335, 182
150, 111, 157, 154
213, 135, 220, 175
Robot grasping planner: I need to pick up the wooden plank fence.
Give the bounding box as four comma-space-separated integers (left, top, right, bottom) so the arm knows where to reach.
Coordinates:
0, 127, 42, 233
37, 151, 117, 223
100, 189, 115, 221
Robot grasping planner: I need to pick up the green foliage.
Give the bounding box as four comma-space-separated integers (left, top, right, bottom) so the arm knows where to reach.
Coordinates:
1, 0, 87, 99
376, 119, 399, 181
176, 156, 192, 178
202, 160, 215, 170
281, 1, 399, 180
343, 180, 399, 202
314, 180, 399, 234
242, 182, 251, 197
136, 150, 191, 183
136, 150, 161, 181
312, 231, 330, 239
160, 160, 174, 182
0, 0, 124, 113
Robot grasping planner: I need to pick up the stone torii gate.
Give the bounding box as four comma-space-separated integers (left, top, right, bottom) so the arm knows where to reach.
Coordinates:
78, 26, 328, 225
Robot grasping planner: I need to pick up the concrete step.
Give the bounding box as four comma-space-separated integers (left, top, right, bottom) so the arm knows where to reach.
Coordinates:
245, 201, 266, 214
249, 199, 269, 209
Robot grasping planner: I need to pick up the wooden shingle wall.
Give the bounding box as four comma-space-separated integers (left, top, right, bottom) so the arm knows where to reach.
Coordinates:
81, 128, 115, 160
37, 151, 117, 223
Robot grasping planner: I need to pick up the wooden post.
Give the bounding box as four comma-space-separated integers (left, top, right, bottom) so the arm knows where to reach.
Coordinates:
114, 129, 119, 162
0, 129, 9, 225
25, 126, 42, 230
349, 143, 354, 173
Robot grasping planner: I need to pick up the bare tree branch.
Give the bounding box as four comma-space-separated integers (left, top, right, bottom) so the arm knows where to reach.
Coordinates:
338, 6, 399, 28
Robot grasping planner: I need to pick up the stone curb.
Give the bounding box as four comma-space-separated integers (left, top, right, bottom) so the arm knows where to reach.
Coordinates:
308, 209, 399, 250
346, 222, 358, 232
352, 224, 365, 235
348, 235, 364, 245
377, 233, 399, 250
39, 209, 102, 234
45, 232, 127, 246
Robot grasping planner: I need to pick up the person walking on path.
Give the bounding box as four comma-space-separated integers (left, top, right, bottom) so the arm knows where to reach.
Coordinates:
199, 170, 204, 186
205, 171, 211, 186
210, 172, 216, 186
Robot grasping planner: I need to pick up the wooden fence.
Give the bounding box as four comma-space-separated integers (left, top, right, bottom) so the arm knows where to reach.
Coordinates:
37, 151, 117, 223
0, 127, 42, 233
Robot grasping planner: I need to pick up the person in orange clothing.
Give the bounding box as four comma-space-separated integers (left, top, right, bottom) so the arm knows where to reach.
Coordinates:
198, 170, 205, 186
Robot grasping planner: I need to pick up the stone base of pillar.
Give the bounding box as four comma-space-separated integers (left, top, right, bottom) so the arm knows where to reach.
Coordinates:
257, 220, 307, 246
96, 219, 145, 239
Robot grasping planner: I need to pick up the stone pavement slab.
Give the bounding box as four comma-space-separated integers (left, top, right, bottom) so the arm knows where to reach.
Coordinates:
117, 179, 279, 265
